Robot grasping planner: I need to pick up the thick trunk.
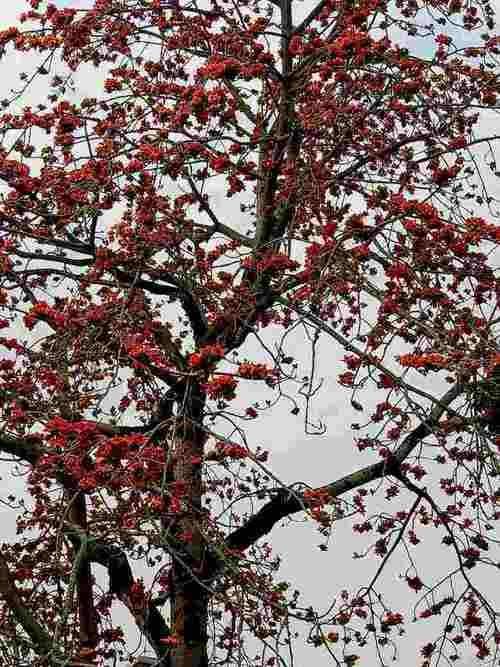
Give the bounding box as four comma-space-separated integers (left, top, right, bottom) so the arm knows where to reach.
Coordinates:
169, 576, 209, 667
168, 388, 209, 667
67, 491, 99, 651
168, 489, 210, 667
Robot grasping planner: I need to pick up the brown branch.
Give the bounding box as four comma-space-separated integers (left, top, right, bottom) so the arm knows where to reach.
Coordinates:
0, 433, 41, 466
411, 133, 500, 165
395, 472, 498, 620
0, 552, 53, 655
292, 0, 331, 36
13, 250, 93, 267
186, 176, 255, 249
0, 432, 81, 490
360, 495, 421, 598
225, 383, 462, 552
333, 133, 429, 182
0, 432, 172, 658
112, 267, 208, 343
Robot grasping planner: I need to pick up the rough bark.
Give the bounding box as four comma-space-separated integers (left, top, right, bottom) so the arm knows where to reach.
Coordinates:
67, 526, 172, 662
168, 387, 209, 667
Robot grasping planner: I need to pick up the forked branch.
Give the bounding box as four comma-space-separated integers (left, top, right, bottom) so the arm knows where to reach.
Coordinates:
225, 383, 463, 552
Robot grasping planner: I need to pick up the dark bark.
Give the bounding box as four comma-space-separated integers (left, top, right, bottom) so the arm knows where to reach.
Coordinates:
477, 364, 500, 434
66, 493, 99, 650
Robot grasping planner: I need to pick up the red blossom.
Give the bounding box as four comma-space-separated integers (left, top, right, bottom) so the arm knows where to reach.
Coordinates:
0, 0, 498, 663
189, 344, 225, 369
202, 375, 238, 400
398, 353, 448, 370
406, 575, 424, 592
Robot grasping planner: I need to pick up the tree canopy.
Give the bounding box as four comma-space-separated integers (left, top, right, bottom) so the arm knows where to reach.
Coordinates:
0, 0, 500, 666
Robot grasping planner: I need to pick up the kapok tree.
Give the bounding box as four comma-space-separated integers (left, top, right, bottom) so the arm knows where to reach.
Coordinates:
0, 0, 499, 665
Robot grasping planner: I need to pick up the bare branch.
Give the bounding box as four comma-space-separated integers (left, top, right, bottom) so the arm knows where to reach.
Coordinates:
292, 0, 331, 36
13, 250, 93, 267
187, 176, 255, 249
395, 472, 498, 620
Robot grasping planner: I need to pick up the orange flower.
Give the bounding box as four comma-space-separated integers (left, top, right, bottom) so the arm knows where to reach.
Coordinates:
398, 353, 447, 369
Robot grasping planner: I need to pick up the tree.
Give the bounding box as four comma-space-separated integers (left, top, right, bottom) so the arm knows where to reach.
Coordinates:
0, 0, 499, 665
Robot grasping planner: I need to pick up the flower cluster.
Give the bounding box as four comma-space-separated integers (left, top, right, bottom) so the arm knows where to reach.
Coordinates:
406, 575, 424, 592
237, 362, 272, 380
216, 441, 248, 459
24, 302, 66, 330
303, 488, 331, 508
189, 344, 225, 369
202, 375, 238, 400
398, 353, 448, 370
198, 57, 241, 80
381, 612, 404, 630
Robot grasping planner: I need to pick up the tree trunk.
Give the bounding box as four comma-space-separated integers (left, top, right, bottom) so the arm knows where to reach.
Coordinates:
169, 577, 209, 667
169, 388, 209, 667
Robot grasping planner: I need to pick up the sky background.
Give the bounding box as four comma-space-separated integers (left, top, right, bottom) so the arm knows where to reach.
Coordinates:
0, 1, 499, 665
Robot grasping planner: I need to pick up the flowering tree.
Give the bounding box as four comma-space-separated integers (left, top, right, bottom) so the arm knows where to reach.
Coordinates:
0, 0, 500, 665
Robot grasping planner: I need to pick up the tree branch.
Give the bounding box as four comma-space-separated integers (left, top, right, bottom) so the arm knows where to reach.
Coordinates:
0, 552, 53, 655
0, 433, 41, 466
66, 526, 171, 662
13, 250, 93, 267
278, 297, 464, 414
0, 432, 84, 491
225, 383, 462, 552
187, 176, 255, 249
292, 0, 330, 36
67, 493, 99, 651
113, 268, 208, 342
395, 471, 498, 619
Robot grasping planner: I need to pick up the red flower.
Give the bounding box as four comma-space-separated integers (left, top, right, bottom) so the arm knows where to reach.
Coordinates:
210, 155, 230, 172
378, 374, 396, 388
189, 344, 225, 369
238, 362, 270, 380
203, 375, 238, 400
160, 635, 180, 647
398, 353, 448, 370
406, 575, 424, 592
